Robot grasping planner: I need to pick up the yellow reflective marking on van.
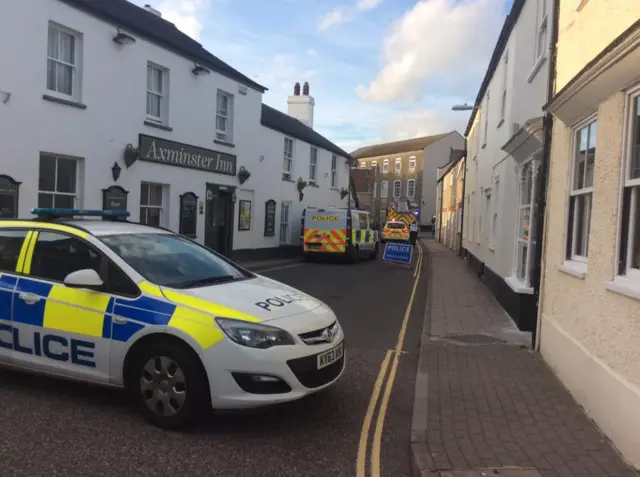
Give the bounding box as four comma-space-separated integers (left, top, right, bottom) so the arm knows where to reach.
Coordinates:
43, 286, 110, 337
22, 231, 38, 275
16, 231, 34, 273
169, 306, 225, 349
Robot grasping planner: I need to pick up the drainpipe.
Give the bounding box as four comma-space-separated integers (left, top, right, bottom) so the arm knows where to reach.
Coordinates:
530, 0, 560, 351
458, 154, 467, 256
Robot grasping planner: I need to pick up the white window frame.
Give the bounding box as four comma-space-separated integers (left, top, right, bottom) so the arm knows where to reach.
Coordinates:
360, 161, 367, 168
383, 159, 389, 174
483, 91, 489, 146
393, 180, 401, 199
331, 155, 338, 188
47, 22, 82, 101
381, 181, 388, 199
395, 158, 402, 174
614, 88, 640, 285
407, 179, 416, 198
409, 156, 416, 172
140, 181, 166, 227
484, 189, 491, 241
309, 147, 318, 183
500, 52, 508, 123
216, 90, 234, 143
490, 177, 500, 249
566, 116, 597, 266
535, 0, 548, 62
146, 62, 169, 125
37, 153, 80, 208
283, 137, 294, 181
280, 202, 291, 244
372, 160, 377, 168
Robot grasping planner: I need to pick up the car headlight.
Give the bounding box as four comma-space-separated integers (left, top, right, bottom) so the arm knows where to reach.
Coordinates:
215, 317, 295, 349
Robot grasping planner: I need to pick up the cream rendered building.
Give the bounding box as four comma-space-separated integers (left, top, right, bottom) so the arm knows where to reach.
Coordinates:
538, 1, 640, 468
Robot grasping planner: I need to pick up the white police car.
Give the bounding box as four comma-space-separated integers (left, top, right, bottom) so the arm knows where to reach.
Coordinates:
0, 208, 345, 429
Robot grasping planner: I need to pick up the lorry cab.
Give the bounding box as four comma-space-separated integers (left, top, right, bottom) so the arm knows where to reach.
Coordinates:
300, 207, 379, 262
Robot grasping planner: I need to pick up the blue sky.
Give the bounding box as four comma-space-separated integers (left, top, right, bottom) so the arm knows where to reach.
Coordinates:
133, 0, 513, 152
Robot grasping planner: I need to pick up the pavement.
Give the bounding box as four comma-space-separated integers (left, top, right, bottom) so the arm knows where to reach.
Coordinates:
411, 240, 639, 477
0, 245, 427, 477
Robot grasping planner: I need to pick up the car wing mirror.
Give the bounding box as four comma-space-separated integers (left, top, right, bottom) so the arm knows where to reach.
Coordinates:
64, 269, 104, 290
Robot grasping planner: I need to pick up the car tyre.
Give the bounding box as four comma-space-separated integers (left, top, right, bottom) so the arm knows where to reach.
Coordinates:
126, 338, 210, 431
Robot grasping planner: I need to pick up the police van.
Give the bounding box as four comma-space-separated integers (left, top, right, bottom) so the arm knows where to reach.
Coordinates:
301, 206, 379, 262
0, 208, 346, 429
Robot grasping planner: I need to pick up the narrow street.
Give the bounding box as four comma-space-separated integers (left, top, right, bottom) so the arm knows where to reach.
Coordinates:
0, 246, 427, 477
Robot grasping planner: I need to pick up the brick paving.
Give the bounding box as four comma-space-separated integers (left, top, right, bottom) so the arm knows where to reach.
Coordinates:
417, 240, 638, 477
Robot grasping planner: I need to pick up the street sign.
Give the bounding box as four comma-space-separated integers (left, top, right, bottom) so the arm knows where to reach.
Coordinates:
382, 243, 413, 265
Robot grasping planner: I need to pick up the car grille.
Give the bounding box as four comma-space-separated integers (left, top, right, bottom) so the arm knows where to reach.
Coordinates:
298, 321, 339, 345
287, 351, 345, 389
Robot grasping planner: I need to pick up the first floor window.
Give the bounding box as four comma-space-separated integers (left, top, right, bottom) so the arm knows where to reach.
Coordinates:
491, 179, 500, 248
38, 153, 78, 208
618, 93, 640, 279
140, 182, 164, 227
309, 147, 318, 183
484, 190, 491, 240
283, 137, 293, 180
381, 181, 388, 198
47, 22, 78, 97
393, 180, 401, 198
147, 63, 167, 122
407, 179, 416, 198
567, 118, 597, 260
216, 90, 233, 142
383, 160, 389, 174
280, 202, 290, 244
331, 155, 338, 188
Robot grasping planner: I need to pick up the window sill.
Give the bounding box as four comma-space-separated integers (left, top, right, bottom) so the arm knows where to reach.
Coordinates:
505, 275, 534, 295
43, 94, 87, 110
308, 182, 319, 188
214, 140, 235, 148
282, 177, 295, 183
144, 120, 173, 131
497, 119, 504, 129
527, 55, 547, 83
605, 276, 640, 302
557, 260, 587, 279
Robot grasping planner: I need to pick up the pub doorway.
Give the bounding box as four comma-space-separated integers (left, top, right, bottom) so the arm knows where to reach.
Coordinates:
204, 183, 235, 257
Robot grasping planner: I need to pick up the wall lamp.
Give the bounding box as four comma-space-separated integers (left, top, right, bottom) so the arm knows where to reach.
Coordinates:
113, 29, 136, 45
192, 63, 210, 75
451, 103, 475, 111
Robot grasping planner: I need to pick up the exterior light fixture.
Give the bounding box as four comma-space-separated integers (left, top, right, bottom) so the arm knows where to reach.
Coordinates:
192, 63, 210, 75
451, 103, 474, 111
111, 161, 122, 182
113, 29, 136, 45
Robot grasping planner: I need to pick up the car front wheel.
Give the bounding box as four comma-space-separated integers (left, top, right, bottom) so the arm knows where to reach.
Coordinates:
126, 338, 211, 430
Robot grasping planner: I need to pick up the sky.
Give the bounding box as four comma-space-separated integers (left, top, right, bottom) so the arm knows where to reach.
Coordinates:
130, 0, 514, 153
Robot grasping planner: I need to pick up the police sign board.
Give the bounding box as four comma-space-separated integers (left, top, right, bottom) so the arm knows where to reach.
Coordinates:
382, 243, 413, 265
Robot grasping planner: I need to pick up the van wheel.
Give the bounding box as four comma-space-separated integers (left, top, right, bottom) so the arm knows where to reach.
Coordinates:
125, 338, 210, 430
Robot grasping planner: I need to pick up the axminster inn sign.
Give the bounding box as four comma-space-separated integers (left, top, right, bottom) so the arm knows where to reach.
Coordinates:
126, 134, 237, 176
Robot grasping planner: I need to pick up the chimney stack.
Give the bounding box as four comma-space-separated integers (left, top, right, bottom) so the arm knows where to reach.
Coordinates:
287, 81, 315, 129
144, 4, 162, 17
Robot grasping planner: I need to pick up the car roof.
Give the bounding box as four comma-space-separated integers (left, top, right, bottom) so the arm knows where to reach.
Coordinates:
0, 218, 174, 237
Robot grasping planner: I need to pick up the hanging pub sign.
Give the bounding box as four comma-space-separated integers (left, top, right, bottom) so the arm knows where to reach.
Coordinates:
264, 199, 276, 237
179, 192, 198, 238
0, 175, 20, 219
102, 186, 129, 215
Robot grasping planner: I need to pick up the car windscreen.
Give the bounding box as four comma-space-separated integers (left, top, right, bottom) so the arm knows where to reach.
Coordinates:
99, 233, 251, 289
386, 222, 406, 229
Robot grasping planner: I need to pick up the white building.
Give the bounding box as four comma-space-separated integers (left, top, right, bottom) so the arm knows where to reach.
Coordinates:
462, 0, 552, 331
0, 0, 353, 261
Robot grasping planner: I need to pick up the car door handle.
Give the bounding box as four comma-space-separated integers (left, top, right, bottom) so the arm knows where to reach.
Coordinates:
113, 317, 127, 324
18, 292, 41, 305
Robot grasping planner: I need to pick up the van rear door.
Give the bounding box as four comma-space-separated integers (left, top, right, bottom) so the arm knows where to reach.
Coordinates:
303, 210, 347, 253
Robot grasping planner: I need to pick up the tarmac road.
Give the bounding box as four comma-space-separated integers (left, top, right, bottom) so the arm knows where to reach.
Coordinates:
0, 243, 427, 477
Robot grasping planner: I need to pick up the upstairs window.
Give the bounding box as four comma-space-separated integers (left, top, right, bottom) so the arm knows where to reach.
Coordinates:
146, 63, 169, 125
47, 22, 81, 99
383, 159, 389, 174
409, 157, 416, 172
331, 155, 338, 188
216, 90, 234, 143
283, 137, 293, 180
309, 147, 318, 183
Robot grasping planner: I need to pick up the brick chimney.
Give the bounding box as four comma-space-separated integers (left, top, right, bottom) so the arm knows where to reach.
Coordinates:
287, 81, 315, 129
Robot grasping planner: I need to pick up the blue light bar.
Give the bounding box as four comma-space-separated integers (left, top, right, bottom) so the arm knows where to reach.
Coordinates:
31, 208, 131, 218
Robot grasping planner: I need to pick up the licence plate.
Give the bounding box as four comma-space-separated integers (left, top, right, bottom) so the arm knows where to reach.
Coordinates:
317, 342, 344, 370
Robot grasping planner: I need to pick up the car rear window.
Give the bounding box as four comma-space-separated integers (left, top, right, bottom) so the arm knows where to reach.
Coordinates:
386, 222, 406, 229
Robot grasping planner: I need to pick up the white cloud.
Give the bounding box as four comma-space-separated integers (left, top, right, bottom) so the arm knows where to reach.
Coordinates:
385, 109, 469, 141
319, 7, 349, 30
254, 54, 318, 98
357, 0, 505, 102
356, 0, 383, 11
318, 0, 384, 30
307, 48, 319, 58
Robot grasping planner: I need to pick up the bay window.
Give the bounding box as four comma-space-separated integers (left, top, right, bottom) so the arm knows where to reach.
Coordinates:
513, 160, 538, 286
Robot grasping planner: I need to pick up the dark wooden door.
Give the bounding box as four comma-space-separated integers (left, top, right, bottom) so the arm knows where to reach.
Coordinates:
205, 184, 233, 256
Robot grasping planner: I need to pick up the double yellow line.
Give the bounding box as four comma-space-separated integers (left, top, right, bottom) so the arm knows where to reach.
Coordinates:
356, 243, 424, 477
